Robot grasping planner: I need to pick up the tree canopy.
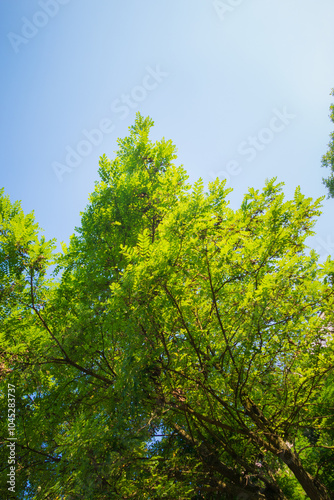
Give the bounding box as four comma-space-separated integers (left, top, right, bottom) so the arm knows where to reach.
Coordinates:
322, 88, 334, 198
1, 114, 334, 499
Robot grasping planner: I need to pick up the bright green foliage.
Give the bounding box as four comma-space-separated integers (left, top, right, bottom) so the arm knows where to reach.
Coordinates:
1, 115, 334, 499
322, 88, 334, 198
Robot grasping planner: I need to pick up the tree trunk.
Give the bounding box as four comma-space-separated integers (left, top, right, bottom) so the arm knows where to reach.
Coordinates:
173, 423, 288, 500
243, 398, 332, 500
279, 448, 331, 500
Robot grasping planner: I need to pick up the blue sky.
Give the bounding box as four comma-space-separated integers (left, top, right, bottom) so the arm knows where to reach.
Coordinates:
1, 0, 334, 260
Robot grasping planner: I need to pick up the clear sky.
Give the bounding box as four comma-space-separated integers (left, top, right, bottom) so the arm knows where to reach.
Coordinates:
1, 0, 333, 261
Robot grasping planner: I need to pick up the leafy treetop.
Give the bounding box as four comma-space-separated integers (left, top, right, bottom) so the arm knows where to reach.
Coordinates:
0, 114, 334, 500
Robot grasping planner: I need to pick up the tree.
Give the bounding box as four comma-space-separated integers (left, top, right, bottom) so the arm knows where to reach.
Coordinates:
322, 88, 334, 198
1, 114, 334, 499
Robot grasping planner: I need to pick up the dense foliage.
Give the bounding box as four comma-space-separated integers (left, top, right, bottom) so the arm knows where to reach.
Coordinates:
1, 115, 334, 499
322, 88, 334, 198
